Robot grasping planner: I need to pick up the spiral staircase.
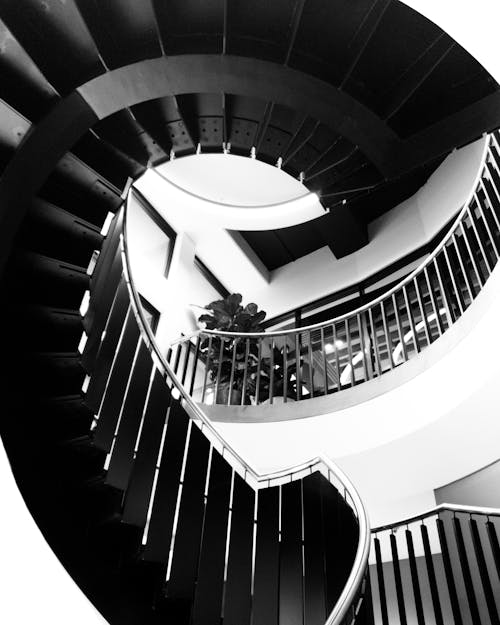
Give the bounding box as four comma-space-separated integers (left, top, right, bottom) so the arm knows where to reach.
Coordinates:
1, 2, 500, 624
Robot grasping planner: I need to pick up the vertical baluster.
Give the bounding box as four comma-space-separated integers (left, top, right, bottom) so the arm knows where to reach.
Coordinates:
215, 336, 225, 405
392, 292, 407, 363
432, 256, 452, 330
443, 243, 464, 316
269, 337, 275, 404
452, 231, 475, 304
423, 266, 443, 337
180, 339, 191, 386
345, 317, 355, 386
332, 323, 341, 391
320, 327, 328, 395
479, 176, 500, 233
368, 306, 382, 377
459, 220, 484, 289
469, 518, 500, 625
255, 337, 262, 405
380, 300, 394, 369
453, 516, 481, 624
402, 284, 419, 354
390, 533, 407, 625
173, 341, 182, 374
436, 517, 463, 625
413, 276, 431, 346
374, 536, 389, 625
189, 336, 201, 396
357, 313, 370, 381
474, 191, 499, 263
283, 337, 289, 403
486, 521, 500, 582
466, 202, 493, 275
421, 523, 444, 625
201, 335, 213, 403
307, 330, 314, 398
486, 154, 500, 212
295, 332, 302, 400
228, 338, 238, 406
241, 338, 250, 406
406, 529, 425, 625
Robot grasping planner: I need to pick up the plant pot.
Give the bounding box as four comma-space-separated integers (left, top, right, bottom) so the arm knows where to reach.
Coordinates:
216, 384, 242, 406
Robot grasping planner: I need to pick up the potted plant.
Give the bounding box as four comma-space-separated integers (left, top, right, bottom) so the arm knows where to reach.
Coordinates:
198, 293, 266, 405
251, 343, 302, 404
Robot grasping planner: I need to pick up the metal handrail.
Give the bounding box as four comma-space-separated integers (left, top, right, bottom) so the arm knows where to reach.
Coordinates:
121, 200, 371, 625
167, 133, 500, 407
197, 136, 491, 339
372, 502, 500, 534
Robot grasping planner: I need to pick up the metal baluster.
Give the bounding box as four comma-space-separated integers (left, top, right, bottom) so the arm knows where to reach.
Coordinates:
357, 313, 370, 381
479, 173, 500, 232
402, 284, 419, 354
201, 334, 213, 403
466, 201, 493, 274
423, 266, 442, 337
421, 523, 444, 625
345, 317, 355, 386
374, 536, 389, 625
368, 306, 382, 377
443, 243, 464, 316
215, 336, 225, 404
486, 154, 500, 215
474, 190, 500, 262
269, 336, 275, 404
459, 220, 484, 289
432, 256, 452, 330
413, 276, 431, 346
180, 339, 191, 386
392, 292, 407, 362
228, 337, 238, 406
390, 533, 408, 625
189, 336, 201, 396
241, 338, 250, 406
452, 231, 475, 304
255, 337, 262, 405
332, 323, 341, 391
173, 342, 182, 374
307, 330, 314, 397
283, 337, 288, 403
295, 332, 302, 400
320, 327, 328, 395
380, 300, 394, 369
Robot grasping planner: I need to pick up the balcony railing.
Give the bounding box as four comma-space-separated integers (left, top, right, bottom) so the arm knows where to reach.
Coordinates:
166, 132, 500, 406
370, 504, 500, 624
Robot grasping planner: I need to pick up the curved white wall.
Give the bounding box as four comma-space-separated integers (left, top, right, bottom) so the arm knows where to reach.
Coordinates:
253, 137, 487, 318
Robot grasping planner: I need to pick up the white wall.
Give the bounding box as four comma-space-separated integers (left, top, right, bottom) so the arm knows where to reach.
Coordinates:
213, 239, 500, 527
435, 459, 500, 508
136, 136, 487, 323
127, 193, 224, 350
251, 137, 487, 318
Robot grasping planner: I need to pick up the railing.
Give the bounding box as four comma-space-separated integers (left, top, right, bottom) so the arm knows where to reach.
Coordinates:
371, 504, 500, 625
81, 203, 372, 625
167, 132, 500, 406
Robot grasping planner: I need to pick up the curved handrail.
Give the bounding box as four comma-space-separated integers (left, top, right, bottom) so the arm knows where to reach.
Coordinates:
167, 133, 500, 406
372, 502, 500, 534
121, 200, 371, 625
198, 136, 491, 338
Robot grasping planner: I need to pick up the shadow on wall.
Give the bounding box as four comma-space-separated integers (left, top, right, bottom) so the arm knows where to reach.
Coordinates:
435, 458, 500, 508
